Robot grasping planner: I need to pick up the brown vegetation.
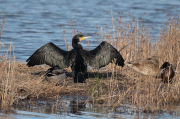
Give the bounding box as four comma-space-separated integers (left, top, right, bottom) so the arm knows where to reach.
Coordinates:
0, 13, 180, 114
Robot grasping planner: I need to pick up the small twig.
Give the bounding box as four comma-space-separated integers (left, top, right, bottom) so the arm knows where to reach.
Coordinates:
0, 19, 5, 36
119, 44, 128, 52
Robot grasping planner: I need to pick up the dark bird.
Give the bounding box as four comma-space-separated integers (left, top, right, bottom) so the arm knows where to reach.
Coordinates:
44, 66, 66, 85
45, 66, 65, 76
127, 57, 176, 84
158, 62, 176, 84
26, 34, 125, 83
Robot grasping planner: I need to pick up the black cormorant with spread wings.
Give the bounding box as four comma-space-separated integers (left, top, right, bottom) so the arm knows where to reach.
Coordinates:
26, 34, 125, 83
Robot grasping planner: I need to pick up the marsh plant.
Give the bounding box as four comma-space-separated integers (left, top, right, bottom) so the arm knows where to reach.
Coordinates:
0, 12, 180, 114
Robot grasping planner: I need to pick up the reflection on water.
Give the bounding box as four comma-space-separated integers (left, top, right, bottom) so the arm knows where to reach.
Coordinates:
0, 0, 180, 118
69, 100, 86, 115
0, 0, 180, 61
0, 95, 180, 119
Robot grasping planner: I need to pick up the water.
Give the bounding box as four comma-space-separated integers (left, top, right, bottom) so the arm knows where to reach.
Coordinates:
1, 96, 180, 119
0, 0, 180, 61
0, 0, 180, 118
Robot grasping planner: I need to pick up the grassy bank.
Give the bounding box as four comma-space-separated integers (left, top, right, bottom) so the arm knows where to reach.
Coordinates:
0, 13, 180, 114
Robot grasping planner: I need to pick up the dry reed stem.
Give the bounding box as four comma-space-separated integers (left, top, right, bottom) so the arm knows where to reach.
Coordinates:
92, 13, 180, 113
0, 19, 5, 48
0, 12, 180, 114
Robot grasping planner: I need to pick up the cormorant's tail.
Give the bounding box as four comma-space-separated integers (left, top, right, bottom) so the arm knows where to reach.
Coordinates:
74, 72, 88, 83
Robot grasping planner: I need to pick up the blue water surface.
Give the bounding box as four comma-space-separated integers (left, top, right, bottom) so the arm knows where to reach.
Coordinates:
0, 0, 179, 61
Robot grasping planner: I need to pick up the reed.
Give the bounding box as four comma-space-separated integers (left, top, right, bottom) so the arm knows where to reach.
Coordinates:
0, 12, 180, 114
88, 12, 180, 113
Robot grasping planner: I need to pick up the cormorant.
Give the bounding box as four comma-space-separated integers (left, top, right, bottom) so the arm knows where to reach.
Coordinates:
26, 34, 125, 83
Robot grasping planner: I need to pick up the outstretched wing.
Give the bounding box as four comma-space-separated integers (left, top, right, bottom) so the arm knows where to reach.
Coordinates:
83, 41, 124, 69
26, 42, 76, 68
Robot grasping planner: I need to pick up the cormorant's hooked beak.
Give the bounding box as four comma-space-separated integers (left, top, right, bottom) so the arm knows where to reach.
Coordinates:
79, 36, 91, 41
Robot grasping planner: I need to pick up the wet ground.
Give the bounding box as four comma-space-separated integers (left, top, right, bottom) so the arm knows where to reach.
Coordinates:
1, 1, 180, 118
1, 95, 180, 119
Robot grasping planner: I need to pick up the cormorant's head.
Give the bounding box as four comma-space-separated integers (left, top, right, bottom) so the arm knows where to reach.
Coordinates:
72, 34, 91, 49
73, 34, 91, 43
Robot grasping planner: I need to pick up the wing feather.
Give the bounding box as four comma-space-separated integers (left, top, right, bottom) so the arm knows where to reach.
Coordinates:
26, 42, 76, 68
83, 41, 124, 69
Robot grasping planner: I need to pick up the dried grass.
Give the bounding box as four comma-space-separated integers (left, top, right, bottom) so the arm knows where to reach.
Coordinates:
92, 13, 180, 113
0, 12, 180, 114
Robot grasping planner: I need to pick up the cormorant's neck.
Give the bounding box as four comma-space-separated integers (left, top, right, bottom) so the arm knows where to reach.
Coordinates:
72, 39, 83, 49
